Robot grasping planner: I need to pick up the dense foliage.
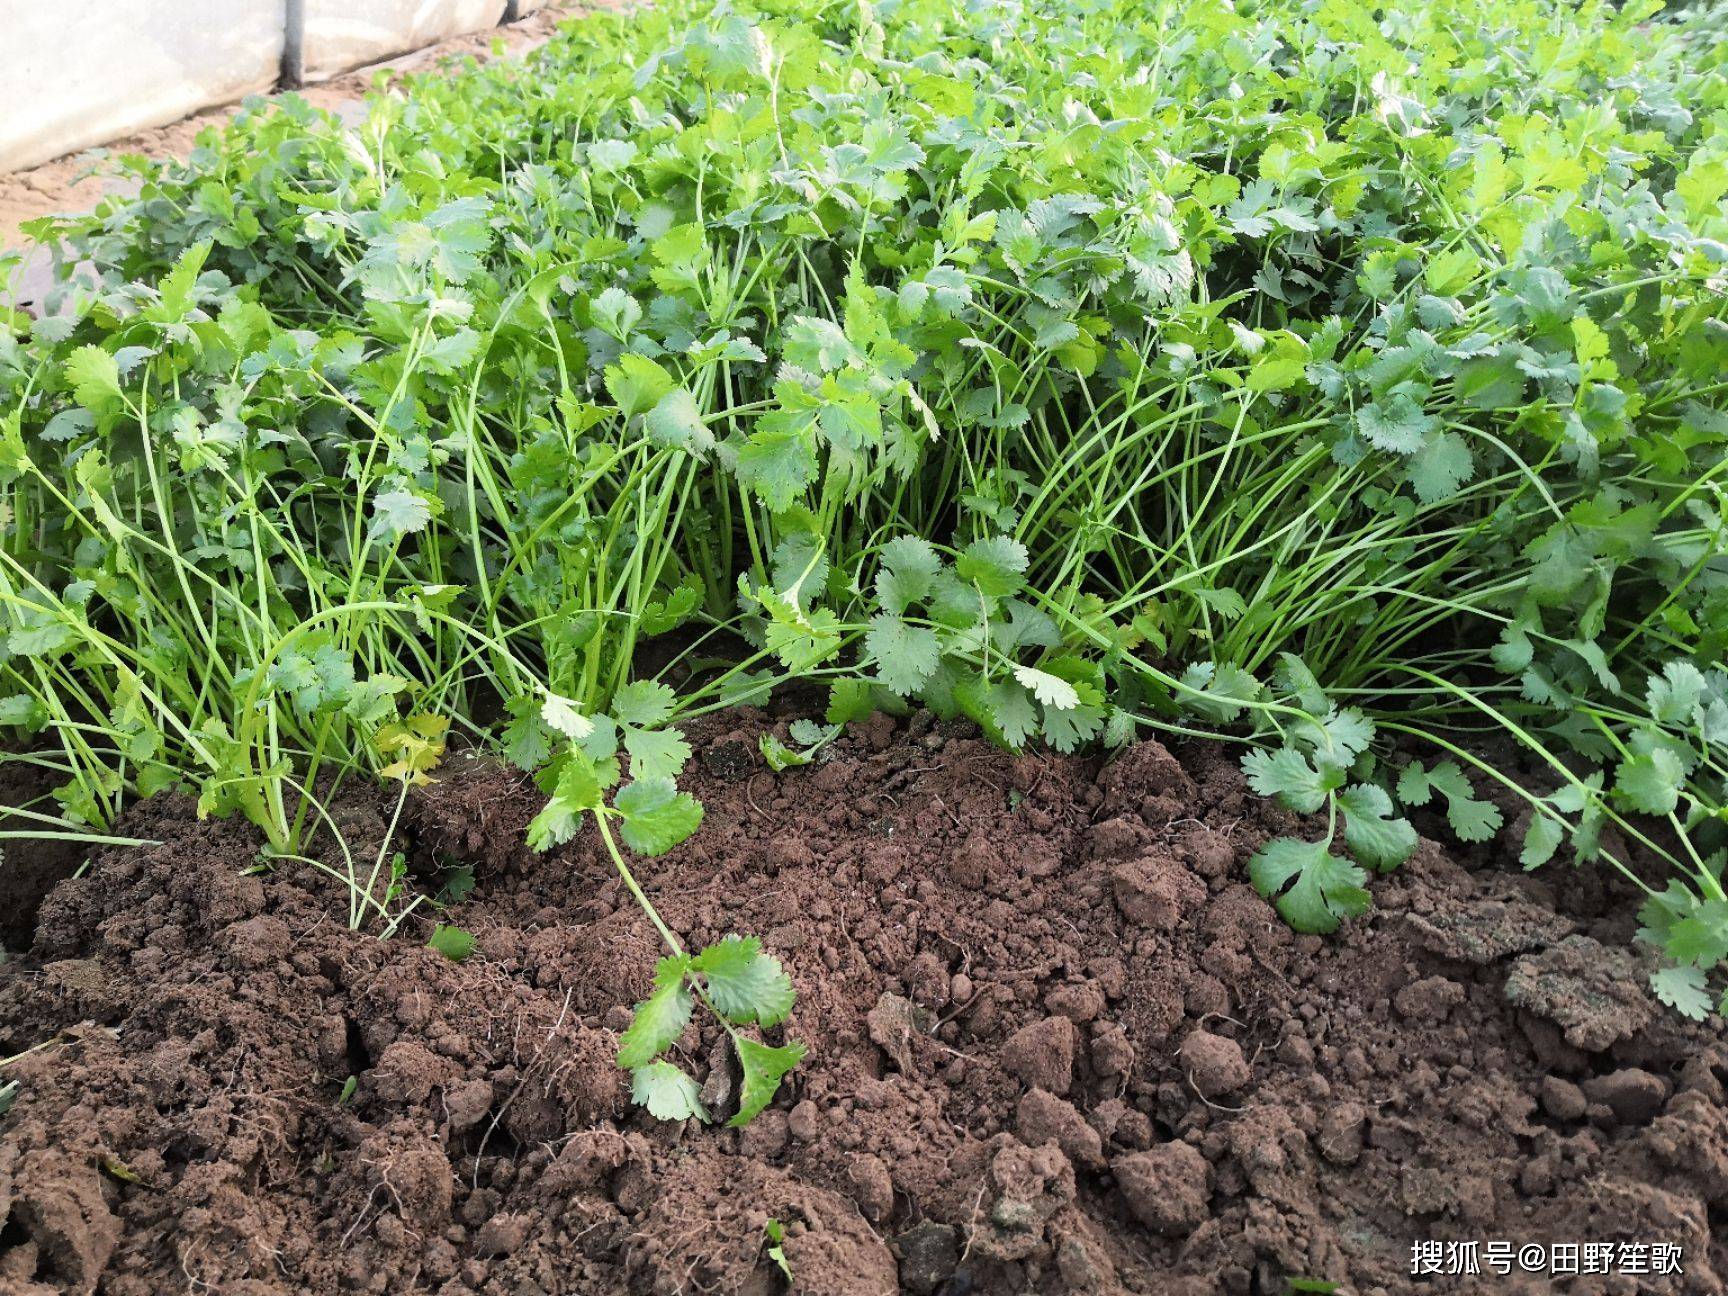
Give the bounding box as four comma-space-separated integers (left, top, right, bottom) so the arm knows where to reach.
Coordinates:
3, 0, 1728, 1109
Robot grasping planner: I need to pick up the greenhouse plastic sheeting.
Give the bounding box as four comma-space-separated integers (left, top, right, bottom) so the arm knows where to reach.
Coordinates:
303, 0, 509, 81
0, 2, 284, 173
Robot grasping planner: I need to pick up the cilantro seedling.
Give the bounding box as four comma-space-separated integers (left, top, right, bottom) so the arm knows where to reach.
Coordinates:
529, 747, 804, 1126
760, 719, 842, 770
764, 1218, 793, 1281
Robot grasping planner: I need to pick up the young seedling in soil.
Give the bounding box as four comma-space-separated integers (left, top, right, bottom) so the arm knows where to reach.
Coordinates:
759, 719, 842, 771
528, 746, 804, 1125
268, 714, 449, 934
763, 1219, 793, 1282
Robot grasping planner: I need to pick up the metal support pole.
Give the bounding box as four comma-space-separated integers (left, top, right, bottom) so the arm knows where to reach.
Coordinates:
281, 0, 306, 89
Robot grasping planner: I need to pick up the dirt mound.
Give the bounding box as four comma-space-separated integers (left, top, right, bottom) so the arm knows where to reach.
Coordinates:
2, 709, 1725, 1295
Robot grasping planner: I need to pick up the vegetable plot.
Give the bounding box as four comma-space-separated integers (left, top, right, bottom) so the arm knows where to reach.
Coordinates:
3, 0, 1728, 1122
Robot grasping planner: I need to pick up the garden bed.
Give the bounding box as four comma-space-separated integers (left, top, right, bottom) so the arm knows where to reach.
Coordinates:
3, 709, 1724, 1295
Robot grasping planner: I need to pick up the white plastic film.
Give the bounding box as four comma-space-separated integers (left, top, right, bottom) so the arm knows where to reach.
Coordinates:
0, 1, 285, 173
302, 0, 507, 81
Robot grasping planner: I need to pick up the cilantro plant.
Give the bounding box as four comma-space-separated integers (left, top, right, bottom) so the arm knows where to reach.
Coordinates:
526, 742, 805, 1126
3, 0, 1727, 1024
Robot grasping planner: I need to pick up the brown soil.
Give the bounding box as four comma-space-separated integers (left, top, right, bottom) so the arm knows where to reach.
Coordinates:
1, 708, 1725, 1296
0, 758, 86, 949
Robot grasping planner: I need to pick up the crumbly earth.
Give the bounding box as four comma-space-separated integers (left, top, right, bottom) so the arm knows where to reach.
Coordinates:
1, 708, 1725, 1296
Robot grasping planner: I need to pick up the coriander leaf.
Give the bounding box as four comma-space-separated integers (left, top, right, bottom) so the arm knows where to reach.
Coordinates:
1179, 661, 1263, 722
640, 581, 701, 637
1400, 759, 1502, 841
41, 409, 93, 442
865, 613, 940, 695
826, 679, 879, 726
1041, 700, 1105, 753
344, 675, 407, 728
693, 935, 796, 1026
1647, 662, 1706, 727
1396, 760, 1436, 805
1356, 394, 1437, 455
368, 489, 434, 542
605, 353, 675, 417
617, 955, 694, 1068
954, 535, 1029, 597
771, 531, 830, 602
438, 866, 476, 905
1248, 836, 1370, 934
763, 604, 841, 671
612, 680, 676, 728
1650, 965, 1711, 1022
552, 750, 605, 812
591, 286, 642, 339
760, 732, 811, 770
541, 692, 594, 741
1242, 746, 1339, 814
736, 424, 818, 511
1336, 783, 1417, 872
729, 1037, 807, 1128
524, 797, 578, 853
631, 1059, 708, 1122
1520, 814, 1565, 869
421, 327, 480, 371
1317, 709, 1375, 763
1454, 354, 1526, 409
719, 669, 777, 707
0, 695, 45, 728
1442, 792, 1503, 843
624, 726, 691, 781
1012, 664, 1080, 711
645, 388, 714, 454
953, 675, 1039, 748
65, 345, 123, 409
1662, 899, 1728, 968
614, 777, 703, 855
876, 535, 941, 613
374, 714, 449, 785
1406, 429, 1474, 503
1615, 749, 1684, 817
426, 925, 475, 962
784, 316, 859, 372
788, 719, 833, 747
525, 753, 604, 851
1275, 653, 1329, 715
